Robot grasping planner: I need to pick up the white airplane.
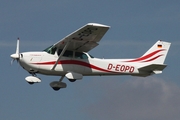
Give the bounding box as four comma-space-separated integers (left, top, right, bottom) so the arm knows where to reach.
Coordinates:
10, 23, 171, 91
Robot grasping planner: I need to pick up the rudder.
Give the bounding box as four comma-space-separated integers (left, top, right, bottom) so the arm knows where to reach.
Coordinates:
140, 40, 171, 64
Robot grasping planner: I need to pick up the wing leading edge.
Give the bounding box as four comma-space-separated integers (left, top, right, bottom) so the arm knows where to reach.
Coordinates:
53, 23, 110, 52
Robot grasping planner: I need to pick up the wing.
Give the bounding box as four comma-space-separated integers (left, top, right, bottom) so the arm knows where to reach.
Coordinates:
53, 23, 110, 52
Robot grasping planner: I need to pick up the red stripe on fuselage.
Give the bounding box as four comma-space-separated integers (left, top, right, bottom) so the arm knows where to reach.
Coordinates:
125, 49, 165, 62
32, 60, 118, 73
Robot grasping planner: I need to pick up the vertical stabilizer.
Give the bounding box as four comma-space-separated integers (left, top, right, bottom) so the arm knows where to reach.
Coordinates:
128, 40, 171, 76
141, 40, 171, 64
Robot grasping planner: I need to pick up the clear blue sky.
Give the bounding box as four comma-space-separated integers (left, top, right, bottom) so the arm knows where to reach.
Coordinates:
1, 0, 180, 120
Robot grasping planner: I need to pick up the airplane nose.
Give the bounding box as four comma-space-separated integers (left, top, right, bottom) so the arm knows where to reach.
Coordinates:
10, 53, 19, 59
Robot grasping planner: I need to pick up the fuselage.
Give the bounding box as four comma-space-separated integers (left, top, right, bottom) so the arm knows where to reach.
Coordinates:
19, 51, 143, 77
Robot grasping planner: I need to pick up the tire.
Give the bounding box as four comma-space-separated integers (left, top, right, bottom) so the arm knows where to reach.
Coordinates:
69, 79, 76, 82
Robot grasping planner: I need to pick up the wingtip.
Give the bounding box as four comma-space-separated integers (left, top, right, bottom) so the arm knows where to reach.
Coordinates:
87, 23, 110, 28
157, 40, 171, 45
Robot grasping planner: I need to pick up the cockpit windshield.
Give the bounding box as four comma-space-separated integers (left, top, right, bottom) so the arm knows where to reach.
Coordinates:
43, 45, 57, 55
88, 54, 94, 58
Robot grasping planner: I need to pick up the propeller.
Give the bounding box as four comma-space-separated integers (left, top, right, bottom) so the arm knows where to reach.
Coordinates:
10, 38, 20, 64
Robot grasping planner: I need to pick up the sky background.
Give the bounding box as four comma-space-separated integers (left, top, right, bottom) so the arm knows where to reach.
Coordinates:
1, 0, 180, 120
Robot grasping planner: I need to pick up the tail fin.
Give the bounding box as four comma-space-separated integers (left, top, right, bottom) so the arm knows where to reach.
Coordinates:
126, 40, 171, 64
141, 40, 171, 64
132, 40, 171, 77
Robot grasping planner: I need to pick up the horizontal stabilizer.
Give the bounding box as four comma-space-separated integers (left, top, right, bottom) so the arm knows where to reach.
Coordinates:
138, 64, 167, 73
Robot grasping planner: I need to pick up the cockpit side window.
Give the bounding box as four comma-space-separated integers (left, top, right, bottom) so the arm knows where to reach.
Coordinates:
43, 45, 57, 55
75, 52, 88, 59
57, 49, 73, 58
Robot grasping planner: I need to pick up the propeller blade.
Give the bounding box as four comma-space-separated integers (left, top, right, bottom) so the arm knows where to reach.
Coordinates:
11, 59, 15, 65
16, 37, 20, 55
10, 38, 20, 63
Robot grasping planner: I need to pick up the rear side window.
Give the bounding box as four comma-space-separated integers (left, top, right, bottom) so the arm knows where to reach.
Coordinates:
75, 52, 88, 59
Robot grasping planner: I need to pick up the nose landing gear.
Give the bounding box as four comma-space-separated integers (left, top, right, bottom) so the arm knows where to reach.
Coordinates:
25, 76, 41, 84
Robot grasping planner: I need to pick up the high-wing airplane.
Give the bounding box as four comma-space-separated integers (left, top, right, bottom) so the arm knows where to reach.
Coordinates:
10, 23, 171, 91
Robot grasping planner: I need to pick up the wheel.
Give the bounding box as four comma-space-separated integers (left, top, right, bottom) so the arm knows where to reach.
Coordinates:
28, 82, 34, 85
50, 81, 67, 91
69, 79, 76, 82
52, 87, 61, 91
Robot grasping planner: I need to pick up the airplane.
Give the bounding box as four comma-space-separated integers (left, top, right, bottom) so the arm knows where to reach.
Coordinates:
10, 23, 171, 91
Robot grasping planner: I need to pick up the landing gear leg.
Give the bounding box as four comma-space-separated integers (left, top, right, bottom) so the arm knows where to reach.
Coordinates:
59, 76, 64, 82
29, 72, 37, 77
49, 76, 67, 91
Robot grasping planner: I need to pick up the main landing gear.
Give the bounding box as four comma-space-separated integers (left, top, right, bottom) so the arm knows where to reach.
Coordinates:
49, 76, 67, 91
25, 72, 81, 91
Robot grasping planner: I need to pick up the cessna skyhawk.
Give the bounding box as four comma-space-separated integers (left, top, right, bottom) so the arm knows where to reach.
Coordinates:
10, 23, 171, 91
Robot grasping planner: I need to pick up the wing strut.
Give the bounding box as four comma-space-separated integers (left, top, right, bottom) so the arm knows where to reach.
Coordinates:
51, 41, 70, 70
